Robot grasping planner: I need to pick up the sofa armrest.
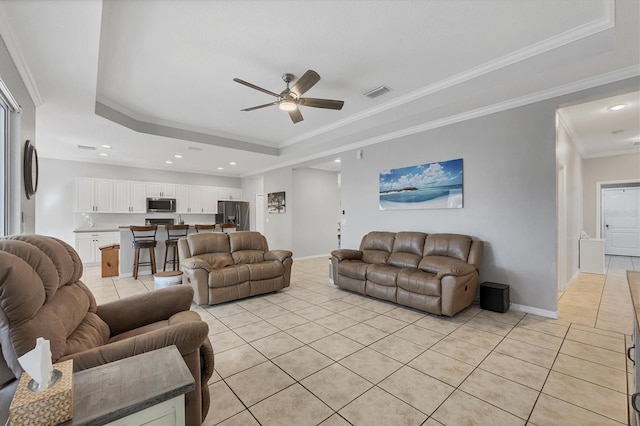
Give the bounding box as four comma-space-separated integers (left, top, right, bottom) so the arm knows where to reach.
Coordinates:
331, 249, 362, 261
265, 250, 292, 262
58, 321, 209, 372
182, 257, 211, 273
436, 263, 477, 279
97, 285, 194, 336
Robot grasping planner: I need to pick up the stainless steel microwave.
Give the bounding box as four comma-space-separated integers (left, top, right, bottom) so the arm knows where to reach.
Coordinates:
146, 198, 176, 213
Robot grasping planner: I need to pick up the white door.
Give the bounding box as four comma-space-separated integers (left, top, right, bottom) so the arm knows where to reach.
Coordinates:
603, 187, 640, 256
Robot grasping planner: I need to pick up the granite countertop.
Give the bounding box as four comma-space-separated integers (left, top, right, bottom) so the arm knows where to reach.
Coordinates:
117, 223, 216, 229
628, 271, 640, 329
73, 227, 120, 233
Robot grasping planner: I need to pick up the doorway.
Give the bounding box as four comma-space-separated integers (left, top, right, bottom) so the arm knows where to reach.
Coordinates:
602, 184, 640, 256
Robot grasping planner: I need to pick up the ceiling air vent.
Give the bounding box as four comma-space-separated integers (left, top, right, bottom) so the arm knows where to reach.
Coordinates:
77, 145, 97, 150
364, 85, 392, 99
188, 146, 203, 151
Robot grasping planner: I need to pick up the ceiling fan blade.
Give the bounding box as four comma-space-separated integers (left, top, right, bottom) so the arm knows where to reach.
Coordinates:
289, 108, 304, 124
298, 98, 344, 110
241, 101, 279, 112
290, 70, 320, 97
233, 78, 280, 98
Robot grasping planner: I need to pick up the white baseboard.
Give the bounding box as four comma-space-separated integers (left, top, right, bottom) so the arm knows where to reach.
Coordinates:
510, 303, 558, 319
559, 270, 580, 292
293, 254, 331, 261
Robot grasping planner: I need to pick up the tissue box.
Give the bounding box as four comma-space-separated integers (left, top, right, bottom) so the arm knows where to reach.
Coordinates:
9, 359, 73, 426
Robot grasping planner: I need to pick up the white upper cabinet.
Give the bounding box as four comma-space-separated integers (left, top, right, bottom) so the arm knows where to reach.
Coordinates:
146, 182, 176, 198
114, 180, 146, 213
76, 177, 237, 215
201, 187, 218, 213
217, 188, 242, 201
76, 178, 113, 213
175, 184, 190, 213
187, 186, 202, 213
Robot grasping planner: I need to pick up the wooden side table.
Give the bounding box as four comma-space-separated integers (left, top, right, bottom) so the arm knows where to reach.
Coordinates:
69, 346, 194, 426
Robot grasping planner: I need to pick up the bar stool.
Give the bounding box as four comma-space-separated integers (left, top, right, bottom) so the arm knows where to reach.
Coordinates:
163, 224, 189, 271
195, 224, 215, 233
221, 223, 237, 233
130, 225, 158, 280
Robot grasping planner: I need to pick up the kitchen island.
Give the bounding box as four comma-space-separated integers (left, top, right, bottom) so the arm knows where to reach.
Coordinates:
118, 224, 213, 277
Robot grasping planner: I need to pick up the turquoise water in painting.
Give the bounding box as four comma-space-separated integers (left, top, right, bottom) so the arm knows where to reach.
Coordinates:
379, 184, 462, 203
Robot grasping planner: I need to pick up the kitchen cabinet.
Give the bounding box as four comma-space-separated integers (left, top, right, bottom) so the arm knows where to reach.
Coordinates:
146, 182, 176, 198
217, 187, 242, 201
75, 231, 119, 264
175, 184, 190, 213
114, 180, 146, 213
175, 185, 217, 213
201, 187, 218, 213
76, 178, 113, 213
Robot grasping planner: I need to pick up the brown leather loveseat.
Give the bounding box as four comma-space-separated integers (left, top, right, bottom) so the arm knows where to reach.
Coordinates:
0, 235, 214, 426
331, 232, 483, 317
178, 231, 293, 305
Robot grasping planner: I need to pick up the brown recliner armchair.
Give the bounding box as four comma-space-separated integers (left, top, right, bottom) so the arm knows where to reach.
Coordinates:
0, 235, 214, 426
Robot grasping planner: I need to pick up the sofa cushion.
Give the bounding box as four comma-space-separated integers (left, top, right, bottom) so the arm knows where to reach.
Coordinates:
208, 265, 250, 289
360, 232, 394, 264
418, 256, 476, 277
232, 250, 265, 264
397, 268, 440, 296
195, 253, 234, 269
64, 312, 110, 356
246, 261, 285, 281
367, 264, 400, 286
423, 233, 472, 261
337, 260, 369, 281
229, 232, 268, 252
187, 232, 231, 256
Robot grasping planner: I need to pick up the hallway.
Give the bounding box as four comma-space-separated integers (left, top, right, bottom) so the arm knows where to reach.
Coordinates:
558, 255, 640, 335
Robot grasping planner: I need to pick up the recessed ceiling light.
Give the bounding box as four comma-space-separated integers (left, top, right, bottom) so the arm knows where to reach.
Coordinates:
99, 153, 108, 157
165, 160, 173, 164
607, 104, 626, 111
100, 144, 112, 149
174, 154, 182, 159
217, 167, 223, 170
229, 162, 236, 165
334, 159, 341, 163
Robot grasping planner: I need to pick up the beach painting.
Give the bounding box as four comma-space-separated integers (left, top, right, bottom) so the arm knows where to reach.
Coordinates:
379, 158, 463, 210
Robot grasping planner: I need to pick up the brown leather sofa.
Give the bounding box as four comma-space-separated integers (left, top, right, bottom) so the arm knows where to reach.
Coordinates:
0, 235, 214, 426
331, 231, 483, 316
178, 231, 293, 305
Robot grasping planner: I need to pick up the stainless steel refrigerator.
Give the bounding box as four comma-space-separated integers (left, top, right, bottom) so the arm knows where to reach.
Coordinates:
217, 201, 250, 231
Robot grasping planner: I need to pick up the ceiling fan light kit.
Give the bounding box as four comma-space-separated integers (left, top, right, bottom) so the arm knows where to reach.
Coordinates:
234, 69, 344, 123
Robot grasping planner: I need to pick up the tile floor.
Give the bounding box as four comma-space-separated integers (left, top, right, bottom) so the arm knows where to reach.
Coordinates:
82, 255, 640, 426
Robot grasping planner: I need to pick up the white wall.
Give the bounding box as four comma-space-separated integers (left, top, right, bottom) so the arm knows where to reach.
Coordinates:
292, 168, 340, 258
338, 102, 558, 314
556, 117, 584, 291
0, 35, 36, 235
583, 152, 640, 237
36, 158, 241, 245
263, 168, 293, 251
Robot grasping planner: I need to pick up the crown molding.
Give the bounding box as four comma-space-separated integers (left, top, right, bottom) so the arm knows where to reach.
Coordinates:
282, 1, 616, 148
0, 2, 44, 107
556, 109, 588, 159
244, 66, 639, 178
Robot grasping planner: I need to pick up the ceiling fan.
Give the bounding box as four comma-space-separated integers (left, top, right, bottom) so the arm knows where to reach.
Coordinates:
233, 70, 344, 124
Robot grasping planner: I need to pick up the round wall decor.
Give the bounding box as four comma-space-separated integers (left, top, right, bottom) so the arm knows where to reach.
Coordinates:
23, 140, 38, 200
